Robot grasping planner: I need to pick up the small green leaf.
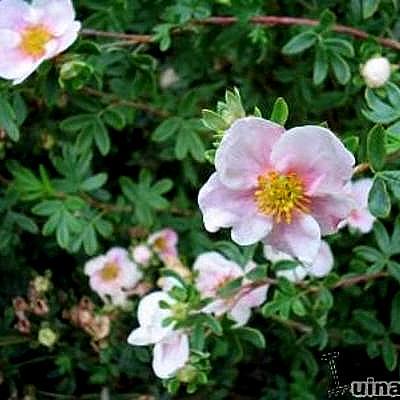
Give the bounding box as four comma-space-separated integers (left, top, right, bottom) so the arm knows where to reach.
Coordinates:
367, 125, 386, 171
282, 31, 317, 55
202, 109, 228, 131
270, 97, 289, 126
382, 336, 397, 371
363, 0, 381, 18
236, 327, 266, 349
390, 292, 400, 334
0, 97, 19, 141
80, 173, 108, 192
330, 53, 351, 84
373, 221, 390, 254
368, 178, 391, 218
152, 117, 182, 142
313, 46, 329, 85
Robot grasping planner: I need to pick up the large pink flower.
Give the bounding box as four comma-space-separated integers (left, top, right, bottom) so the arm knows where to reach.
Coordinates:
194, 252, 269, 326
84, 247, 143, 306
0, 0, 81, 85
198, 117, 355, 263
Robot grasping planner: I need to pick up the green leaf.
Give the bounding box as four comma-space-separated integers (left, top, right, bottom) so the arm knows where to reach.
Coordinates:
80, 173, 108, 192
324, 38, 354, 58
382, 336, 397, 371
60, 114, 93, 132
330, 53, 351, 84
379, 171, 400, 199
367, 125, 386, 171
373, 221, 390, 254
0, 97, 19, 141
363, 0, 381, 18
236, 327, 266, 349
390, 292, 400, 334
282, 31, 317, 55
217, 277, 243, 298
152, 117, 182, 142
353, 310, 385, 336
201, 109, 228, 131
270, 97, 289, 126
313, 46, 329, 85
93, 118, 110, 156
368, 178, 391, 218
388, 261, 400, 284
102, 108, 126, 130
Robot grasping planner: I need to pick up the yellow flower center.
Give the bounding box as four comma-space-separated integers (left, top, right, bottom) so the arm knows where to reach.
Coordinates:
153, 237, 167, 252
100, 262, 120, 282
20, 25, 52, 57
254, 171, 310, 224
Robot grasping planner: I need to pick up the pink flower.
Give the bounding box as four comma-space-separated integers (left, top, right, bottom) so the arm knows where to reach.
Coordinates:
0, 0, 81, 85
342, 179, 375, 233
84, 247, 143, 306
148, 228, 178, 263
131, 244, 152, 266
127, 291, 189, 379
264, 241, 334, 282
194, 252, 269, 326
198, 117, 355, 263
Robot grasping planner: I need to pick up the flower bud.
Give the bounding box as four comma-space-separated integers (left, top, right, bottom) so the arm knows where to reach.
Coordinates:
38, 327, 57, 348
131, 244, 152, 266
31, 298, 49, 316
16, 317, 31, 335
32, 275, 51, 294
59, 60, 93, 90
160, 68, 179, 89
361, 57, 391, 88
177, 365, 197, 383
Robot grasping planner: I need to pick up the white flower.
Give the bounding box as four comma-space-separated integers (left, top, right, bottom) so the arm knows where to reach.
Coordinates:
127, 291, 190, 379
194, 252, 269, 327
264, 241, 334, 282
84, 247, 142, 306
361, 57, 391, 88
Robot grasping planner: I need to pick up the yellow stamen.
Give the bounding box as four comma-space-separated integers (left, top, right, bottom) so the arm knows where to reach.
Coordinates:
254, 171, 310, 224
20, 25, 52, 57
153, 237, 166, 252
100, 262, 120, 281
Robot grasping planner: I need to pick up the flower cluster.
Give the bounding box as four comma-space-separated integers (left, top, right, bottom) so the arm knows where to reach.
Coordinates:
12, 273, 51, 335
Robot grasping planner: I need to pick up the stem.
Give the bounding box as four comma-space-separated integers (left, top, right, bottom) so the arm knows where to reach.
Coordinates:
81, 16, 400, 51
80, 29, 152, 44
81, 87, 170, 117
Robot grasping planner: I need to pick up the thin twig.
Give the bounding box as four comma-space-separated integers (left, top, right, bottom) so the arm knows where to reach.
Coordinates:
81, 87, 170, 117
80, 29, 152, 44
353, 163, 370, 175
80, 16, 400, 51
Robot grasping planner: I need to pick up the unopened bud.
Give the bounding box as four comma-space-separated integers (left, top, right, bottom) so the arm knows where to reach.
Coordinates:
38, 327, 57, 348
177, 365, 197, 383
361, 57, 391, 88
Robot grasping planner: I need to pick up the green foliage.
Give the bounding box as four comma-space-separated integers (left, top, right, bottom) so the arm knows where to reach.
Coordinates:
1, 0, 400, 399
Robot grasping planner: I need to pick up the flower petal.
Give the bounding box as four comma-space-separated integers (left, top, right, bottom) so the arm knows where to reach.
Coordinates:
152, 333, 189, 379
347, 209, 375, 233
308, 241, 334, 278
276, 266, 307, 282
231, 214, 272, 246
265, 214, 321, 264
0, 0, 32, 29
198, 172, 257, 232
33, 0, 77, 36
271, 126, 355, 194
230, 285, 268, 326
215, 117, 284, 190
310, 193, 354, 235
194, 251, 243, 298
